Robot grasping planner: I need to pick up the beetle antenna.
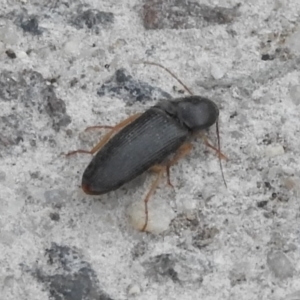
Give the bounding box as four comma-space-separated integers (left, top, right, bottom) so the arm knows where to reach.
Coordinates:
216, 118, 227, 188
134, 61, 194, 96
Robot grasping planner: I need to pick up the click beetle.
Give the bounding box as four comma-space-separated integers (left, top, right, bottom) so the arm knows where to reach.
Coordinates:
67, 62, 226, 231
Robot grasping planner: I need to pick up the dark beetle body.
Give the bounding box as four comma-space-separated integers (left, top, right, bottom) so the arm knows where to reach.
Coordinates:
82, 96, 219, 195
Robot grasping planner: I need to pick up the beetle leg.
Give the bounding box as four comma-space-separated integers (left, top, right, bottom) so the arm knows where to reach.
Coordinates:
198, 131, 227, 188
141, 169, 164, 232
66, 113, 142, 157
197, 132, 228, 160
142, 143, 193, 231
85, 125, 115, 131
149, 165, 174, 188
168, 143, 193, 166
149, 143, 193, 188
149, 165, 164, 173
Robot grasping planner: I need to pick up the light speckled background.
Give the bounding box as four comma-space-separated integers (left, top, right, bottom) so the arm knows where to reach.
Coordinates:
1, 0, 300, 299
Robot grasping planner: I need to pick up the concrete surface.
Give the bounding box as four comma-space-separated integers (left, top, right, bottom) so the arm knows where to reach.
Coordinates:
1, 0, 300, 299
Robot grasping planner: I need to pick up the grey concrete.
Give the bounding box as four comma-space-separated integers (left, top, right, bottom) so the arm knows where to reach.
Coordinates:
1, 0, 300, 299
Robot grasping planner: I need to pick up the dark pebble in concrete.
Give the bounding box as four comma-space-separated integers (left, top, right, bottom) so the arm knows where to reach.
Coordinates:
142, 0, 240, 30
71, 7, 114, 30
97, 68, 171, 103
30, 243, 114, 300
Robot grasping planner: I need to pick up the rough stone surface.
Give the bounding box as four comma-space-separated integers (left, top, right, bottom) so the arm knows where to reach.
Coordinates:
6, 8, 43, 35
0, 69, 71, 155
25, 243, 114, 300
1, 0, 300, 299
97, 68, 172, 103
71, 7, 114, 30
142, 0, 240, 30
267, 251, 295, 280
143, 252, 211, 284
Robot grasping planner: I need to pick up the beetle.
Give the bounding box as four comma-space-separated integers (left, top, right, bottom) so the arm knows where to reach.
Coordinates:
67, 62, 226, 231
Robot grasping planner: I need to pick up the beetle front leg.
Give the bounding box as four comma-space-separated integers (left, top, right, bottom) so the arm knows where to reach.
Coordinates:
85, 125, 115, 130
66, 113, 142, 157
198, 132, 227, 187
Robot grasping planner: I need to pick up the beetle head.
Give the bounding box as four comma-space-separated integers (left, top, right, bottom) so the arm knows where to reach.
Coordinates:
158, 96, 219, 132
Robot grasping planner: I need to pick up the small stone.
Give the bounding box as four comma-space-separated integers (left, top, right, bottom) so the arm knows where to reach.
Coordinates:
142, 0, 240, 30
289, 85, 300, 105
5, 49, 16, 59
13, 10, 42, 35
176, 197, 197, 213
261, 54, 274, 61
109, 39, 127, 53
0, 171, 6, 182
44, 189, 67, 205
192, 226, 219, 249
20, 16, 40, 35
285, 290, 300, 300
16, 50, 28, 59
64, 39, 81, 56
43, 85, 71, 131
282, 177, 300, 193
286, 27, 300, 55
267, 251, 294, 280
0, 22, 19, 45
265, 144, 285, 158
49, 212, 60, 221
0, 230, 15, 246
29, 243, 114, 300
97, 68, 171, 103
72, 9, 114, 29
127, 283, 141, 296
131, 241, 148, 258
127, 198, 175, 234
229, 263, 247, 286
144, 253, 211, 283
257, 200, 268, 208
210, 63, 225, 80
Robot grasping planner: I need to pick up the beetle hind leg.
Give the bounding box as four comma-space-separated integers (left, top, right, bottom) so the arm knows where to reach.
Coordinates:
149, 164, 173, 188
85, 125, 114, 131
141, 169, 164, 232
142, 143, 193, 232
